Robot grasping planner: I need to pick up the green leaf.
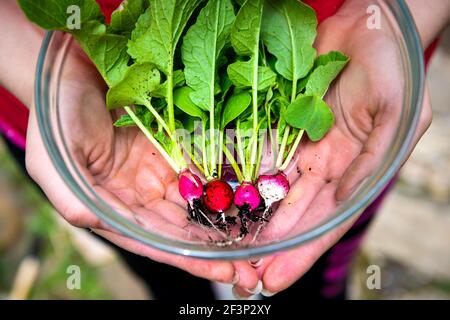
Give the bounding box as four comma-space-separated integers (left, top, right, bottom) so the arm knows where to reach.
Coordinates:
261, 0, 317, 83
18, 0, 104, 30
221, 92, 252, 129
305, 51, 349, 97
127, 0, 203, 74
18, 0, 129, 87
113, 105, 155, 128
231, 0, 264, 57
106, 63, 161, 109
74, 21, 130, 87
109, 0, 149, 37
130, 6, 152, 41
227, 61, 276, 91
182, 0, 236, 111
113, 115, 135, 127
152, 70, 186, 98
285, 95, 334, 142
173, 87, 206, 120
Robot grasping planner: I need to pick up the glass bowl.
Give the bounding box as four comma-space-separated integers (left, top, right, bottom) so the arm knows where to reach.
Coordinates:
34, 0, 424, 259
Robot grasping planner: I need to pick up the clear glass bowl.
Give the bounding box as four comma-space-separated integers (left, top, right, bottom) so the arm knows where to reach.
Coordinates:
35, 0, 424, 259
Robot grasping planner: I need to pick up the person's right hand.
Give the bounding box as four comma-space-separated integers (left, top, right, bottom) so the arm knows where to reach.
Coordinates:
233, 0, 433, 297
25, 42, 260, 292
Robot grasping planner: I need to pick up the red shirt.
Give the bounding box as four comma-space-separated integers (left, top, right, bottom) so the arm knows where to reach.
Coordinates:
0, 0, 434, 149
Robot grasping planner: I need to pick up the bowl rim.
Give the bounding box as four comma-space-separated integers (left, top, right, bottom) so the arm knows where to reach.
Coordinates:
35, 0, 425, 259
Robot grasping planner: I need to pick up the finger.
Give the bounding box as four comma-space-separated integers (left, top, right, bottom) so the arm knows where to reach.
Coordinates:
335, 119, 397, 202
261, 182, 359, 294
232, 261, 261, 296
405, 86, 432, 160
93, 229, 237, 284
258, 173, 327, 242
336, 87, 432, 202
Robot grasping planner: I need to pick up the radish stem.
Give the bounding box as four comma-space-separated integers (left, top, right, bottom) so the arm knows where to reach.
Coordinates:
222, 144, 244, 183
124, 106, 182, 173
142, 100, 171, 137
275, 126, 290, 169
279, 129, 304, 171
253, 133, 265, 181
201, 122, 210, 178
235, 123, 246, 175
218, 130, 224, 178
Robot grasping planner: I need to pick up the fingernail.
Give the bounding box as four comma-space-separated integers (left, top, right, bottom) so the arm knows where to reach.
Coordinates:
249, 258, 263, 268
261, 289, 277, 297
244, 280, 263, 295
231, 271, 240, 285
232, 286, 251, 300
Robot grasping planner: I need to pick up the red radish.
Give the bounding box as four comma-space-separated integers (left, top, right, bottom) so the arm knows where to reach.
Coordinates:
256, 172, 290, 206
203, 180, 234, 213
178, 169, 203, 204
234, 182, 261, 211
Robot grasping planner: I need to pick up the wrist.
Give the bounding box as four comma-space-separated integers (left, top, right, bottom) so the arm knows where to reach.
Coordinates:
0, 0, 44, 108
405, 0, 450, 48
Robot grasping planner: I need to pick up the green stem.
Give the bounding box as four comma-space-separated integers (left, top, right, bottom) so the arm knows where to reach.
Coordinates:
291, 78, 297, 103
209, 108, 216, 178
218, 130, 224, 179
167, 61, 175, 133
180, 136, 204, 174
142, 99, 171, 137
189, 150, 205, 175
279, 129, 304, 171
275, 126, 290, 169
201, 122, 210, 178
235, 124, 246, 177
223, 143, 244, 183
250, 56, 259, 182
253, 132, 266, 181
124, 106, 182, 173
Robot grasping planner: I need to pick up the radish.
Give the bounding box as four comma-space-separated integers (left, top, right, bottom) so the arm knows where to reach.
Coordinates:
234, 182, 261, 211
178, 169, 203, 204
203, 180, 234, 214
256, 172, 290, 206
251, 172, 290, 243
178, 169, 232, 240
233, 182, 261, 240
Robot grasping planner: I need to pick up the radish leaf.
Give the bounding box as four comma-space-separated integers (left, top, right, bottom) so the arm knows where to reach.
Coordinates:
109, 0, 149, 37
261, 0, 317, 83
285, 95, 334, 142
106, 63, 161, 109
182, 0, 235, 111
305, 51, 349, 97
127, 0, 202, 73
18, 0, 103, 30
221, 92, 252, 129
227, 62, 276, 91
173, 87, 207, 121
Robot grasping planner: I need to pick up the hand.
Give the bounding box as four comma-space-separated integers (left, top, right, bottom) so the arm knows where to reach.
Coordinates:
234, 0, 432, 297
25, 44, 260, 291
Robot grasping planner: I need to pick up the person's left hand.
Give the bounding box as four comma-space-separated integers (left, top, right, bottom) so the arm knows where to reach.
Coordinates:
25, 43, 261, 293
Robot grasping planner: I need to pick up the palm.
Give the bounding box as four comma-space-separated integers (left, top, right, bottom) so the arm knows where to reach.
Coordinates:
59, 51, 209, 242
30, 48, 263, 288
259, 16, 401, 241
254, 8, 432, 294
